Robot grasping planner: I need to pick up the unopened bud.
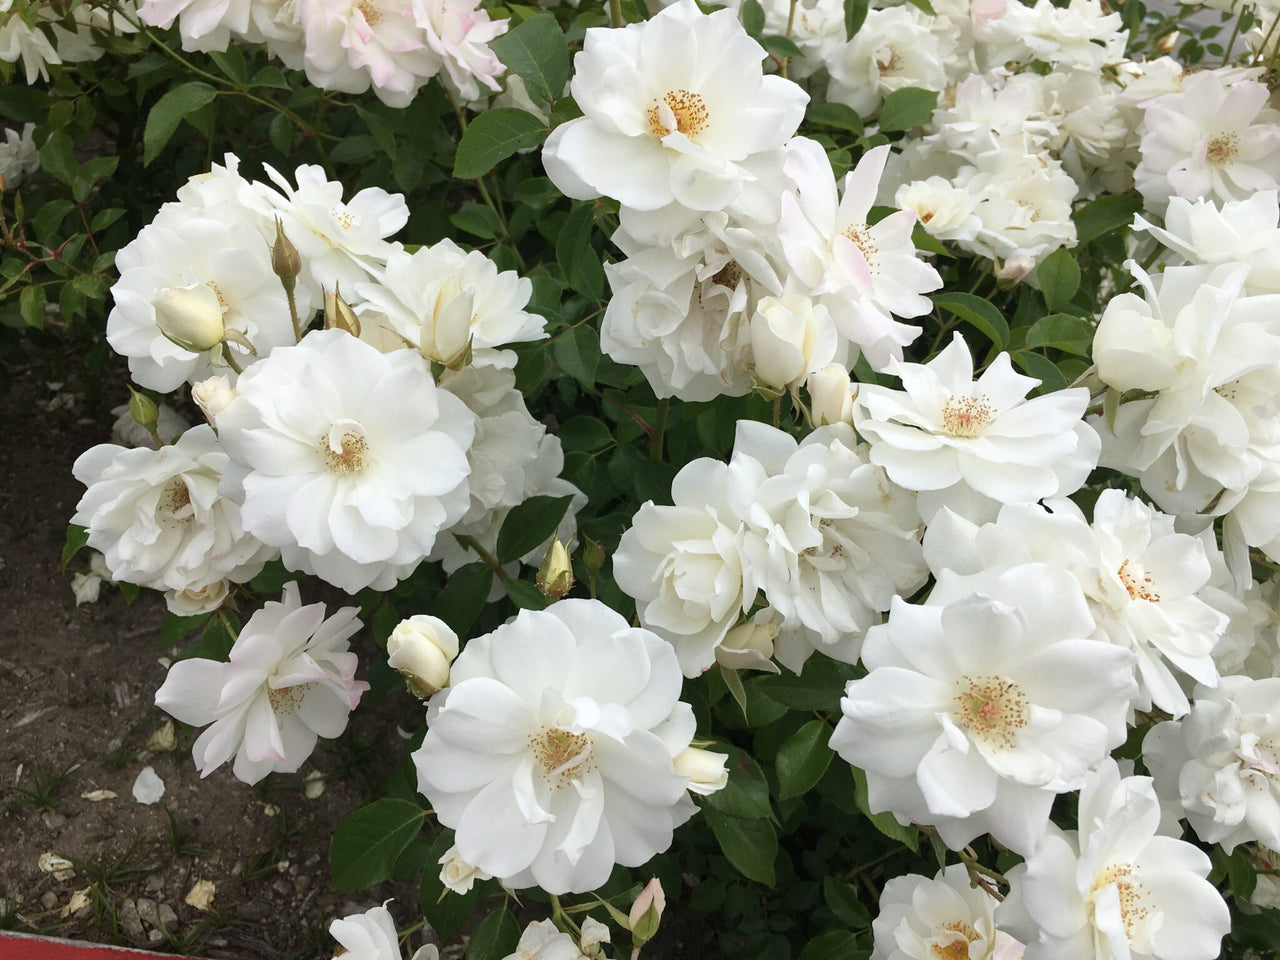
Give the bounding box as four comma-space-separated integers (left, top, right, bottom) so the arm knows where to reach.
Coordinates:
536, 539, 574, 599
192, 375, 235, 424
673, 746, 729, 796
582, 536, 605, 572
628, 878, 665, 942
437, 844, 492, 895
324, 284, 361, 338
422, 278, 474, 369
128, 386, 159, 435
386, 615, 459, 697
996, 254, 1035, 284
807, 363, 855, 426
1155, 30, 1179, 55
154, 283, 225, 352
272, 217, 302, 291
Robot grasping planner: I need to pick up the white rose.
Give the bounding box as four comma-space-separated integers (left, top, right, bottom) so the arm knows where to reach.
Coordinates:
387, 615, 459, 696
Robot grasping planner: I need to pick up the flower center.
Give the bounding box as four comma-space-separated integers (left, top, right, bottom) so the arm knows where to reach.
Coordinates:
1117, 558, 1160, 602
840, 224, 879, 266
941, 395, 993, 437
648, 90, 709, 140
528, 727, 595, 789
953, 675, 1029, 750
1090, 863, 1152, 942
875, 47, 904, 74
931, 921, 980, 960
157, 477, 194, 528
711, 261, 742, 289
1206, 132, 1239, 164
356, 0, 381, 25
319, 424, 369, 475
267, 683, 312, 716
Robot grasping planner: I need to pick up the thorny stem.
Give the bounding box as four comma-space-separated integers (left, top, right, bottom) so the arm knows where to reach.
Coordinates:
285, 284, 303, 342
781, 0, 799, 78
959, 847, 1006, 901
222, 349, 245, 375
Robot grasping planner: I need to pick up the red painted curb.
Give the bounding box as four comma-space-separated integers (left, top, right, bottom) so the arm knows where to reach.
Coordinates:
0, 931, 208, 960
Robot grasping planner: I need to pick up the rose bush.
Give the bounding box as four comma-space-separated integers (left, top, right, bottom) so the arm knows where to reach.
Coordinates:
6, 0, 1280, 955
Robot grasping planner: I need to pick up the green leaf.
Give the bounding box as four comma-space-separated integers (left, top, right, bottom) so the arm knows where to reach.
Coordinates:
503, 577, 549, 609
557, 416, 614, 453
467, 908, 521, 960
33, 199, 75, 243
704, 808, 777, 886
844, 0, 868, 40
1037, 248, 1081, 311
39, 131, 77, 185
851, 765, 918, 848
490, 14, 570, 105
250, 65, 291, 89
903, 0, 936, 12
798, 931, 866, 960
806, 102, 863, 135
822, 877, 870, 928
760, 34, 803, 58
1071, 191, 1142, 246
741, 0, 765, 34
776, 720, 834, 799
419, 833, 482, 941
19, 283, 44, 328
757, 658, 859, 711
157, 612, 209, 648
552, 323, 601, 386
877, 87, 937, 132
495, 494, 574, 565
1011, 349, 1070, 394
435, 562, 494, 637
453, 108, 548, 180
556, 203, 605, 301
74, 156, 119, 203
330, 798, 426, 892
932, 292, 1010, 350
143, 82, 217, 165
268, 113, 292, 155
61, 524, 89, 570
90, 207, 125, 232
705, 747, 773, 820
450, 203, 502, 240
207, 45, 246, 83
1024, 313, 1094, 358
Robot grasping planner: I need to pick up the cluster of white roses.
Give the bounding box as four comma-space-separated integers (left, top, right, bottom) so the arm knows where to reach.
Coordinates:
136, 0, 506, 105
1, 0, 138, 84
542, 0, 944, 403
76, 155, 575, 610
73, 157, 586, 787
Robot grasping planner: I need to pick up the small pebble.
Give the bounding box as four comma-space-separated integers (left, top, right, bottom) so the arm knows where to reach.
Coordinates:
42, 812, 66, 829
40, 892, 58, 911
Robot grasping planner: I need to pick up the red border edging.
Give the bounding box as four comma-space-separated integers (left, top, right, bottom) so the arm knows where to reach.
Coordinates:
0, 931, 208, 960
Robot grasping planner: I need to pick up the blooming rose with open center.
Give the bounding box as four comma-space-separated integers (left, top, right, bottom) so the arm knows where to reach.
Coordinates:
829, 563, 1137, 855
541, 0, 808, 212
412, 600, 698, 894
853, 332, 1098, 523
155, 582, 368, 784
215, 328, 475, 592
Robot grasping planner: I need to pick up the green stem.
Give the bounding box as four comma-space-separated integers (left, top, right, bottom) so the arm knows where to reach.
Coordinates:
649, 398, 670, 461
772, 394, 782, 429
453, 534, 512, 582
609, 0, 624, 28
